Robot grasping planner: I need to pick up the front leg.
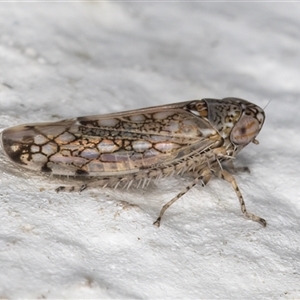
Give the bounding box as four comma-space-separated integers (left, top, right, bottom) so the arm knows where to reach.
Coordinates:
215, 168, 266, 227
224, 160, 250, 174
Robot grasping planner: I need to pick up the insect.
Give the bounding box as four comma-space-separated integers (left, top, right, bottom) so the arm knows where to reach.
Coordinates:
1, 97, 266, 227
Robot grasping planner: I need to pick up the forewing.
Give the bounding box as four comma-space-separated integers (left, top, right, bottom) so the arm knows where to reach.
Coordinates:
1, 101, 218, 176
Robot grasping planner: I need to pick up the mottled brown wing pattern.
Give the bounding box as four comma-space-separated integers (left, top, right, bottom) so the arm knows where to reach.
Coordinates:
1, 103, 218, 176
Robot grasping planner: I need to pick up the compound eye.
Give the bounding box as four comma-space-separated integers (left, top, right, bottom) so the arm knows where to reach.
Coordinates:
231, 115, 260, 145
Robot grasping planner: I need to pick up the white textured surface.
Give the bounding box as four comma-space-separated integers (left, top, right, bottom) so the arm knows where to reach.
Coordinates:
0, 3, 300, 299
